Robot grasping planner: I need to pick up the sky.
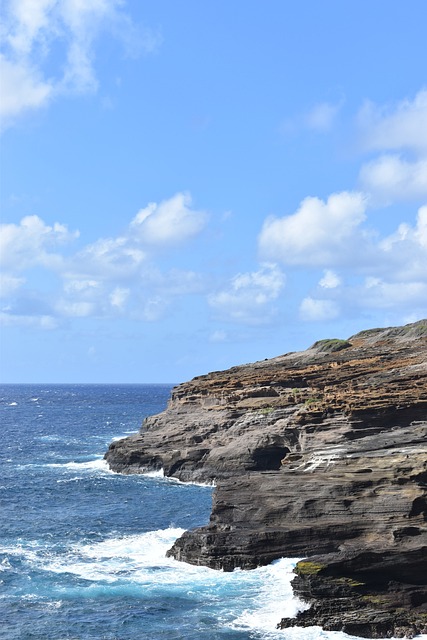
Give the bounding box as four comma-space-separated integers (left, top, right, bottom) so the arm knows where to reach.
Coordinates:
1, 0, 427, 384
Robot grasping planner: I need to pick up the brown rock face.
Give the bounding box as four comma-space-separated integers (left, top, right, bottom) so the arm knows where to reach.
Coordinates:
105, 320, 427, 637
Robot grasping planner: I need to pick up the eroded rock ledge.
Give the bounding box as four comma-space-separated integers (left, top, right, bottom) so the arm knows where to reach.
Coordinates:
105, 320, 427, 638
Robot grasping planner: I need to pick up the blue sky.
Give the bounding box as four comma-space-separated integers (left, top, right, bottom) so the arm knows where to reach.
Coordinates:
1, 1, 426, 383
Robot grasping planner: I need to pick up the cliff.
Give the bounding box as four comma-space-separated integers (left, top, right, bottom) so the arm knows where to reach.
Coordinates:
105, 320, 427, 637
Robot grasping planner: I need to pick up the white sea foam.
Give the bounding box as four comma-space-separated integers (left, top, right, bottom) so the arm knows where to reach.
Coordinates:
143, 468, 215, 487
227, 558, 307, 637
0, 557, 12, 571
37, 435, 63, 442
40, 528, 200, 586
110, 431, 138, 442
39, 531, 308, 635
0, 542, 41, 565
143, 468, 165, 478
163, 473, 216, 488
2, 532, 426, 640
45, 458, 113, 474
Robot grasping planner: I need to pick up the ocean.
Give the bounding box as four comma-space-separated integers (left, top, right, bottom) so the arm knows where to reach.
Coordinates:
0, 383, 400, 640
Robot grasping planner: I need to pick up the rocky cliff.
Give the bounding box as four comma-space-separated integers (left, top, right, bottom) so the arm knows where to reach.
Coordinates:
105, 320, 427, 637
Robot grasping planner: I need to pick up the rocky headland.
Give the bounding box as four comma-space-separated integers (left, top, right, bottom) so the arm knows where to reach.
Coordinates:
105, 320, 427, 637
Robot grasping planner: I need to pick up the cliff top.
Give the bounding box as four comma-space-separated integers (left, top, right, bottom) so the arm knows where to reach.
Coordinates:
171, 319, 427, 418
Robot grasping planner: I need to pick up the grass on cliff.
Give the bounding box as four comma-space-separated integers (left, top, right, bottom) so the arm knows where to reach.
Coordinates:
311, 338, 352, 353
295, 561, 325, 575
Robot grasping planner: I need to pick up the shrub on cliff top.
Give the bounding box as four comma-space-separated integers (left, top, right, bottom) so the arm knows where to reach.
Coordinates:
311, 338, 351, 353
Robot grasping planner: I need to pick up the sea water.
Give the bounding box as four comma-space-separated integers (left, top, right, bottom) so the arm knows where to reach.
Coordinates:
0, 384, 420, 640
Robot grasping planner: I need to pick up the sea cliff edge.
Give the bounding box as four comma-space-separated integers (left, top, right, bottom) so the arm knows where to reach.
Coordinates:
105, 320, 427, 637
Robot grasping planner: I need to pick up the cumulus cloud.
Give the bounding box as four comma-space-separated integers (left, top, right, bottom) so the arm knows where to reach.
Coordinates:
415, 205, 427, 247
359, 154, 427, 202
0, 214, 78, 272
0, 0, 161, 128
272, 89, 427, 324
208, 263, 285, 324
266, 91, 427, 324
130, 192, 208, 247
109, 287, 130, 310
358, 90, 427, 204
258, 191, 367, 266
0, 193, 209, 327
356, 278, 427, 310
358, 89, 427, 153
377, 205, 427, 280
59, 255, 204, 322
298, 205, 427, 322
319, 269, 341, 289
68, 236, 146, 280
0, 54, 53, 119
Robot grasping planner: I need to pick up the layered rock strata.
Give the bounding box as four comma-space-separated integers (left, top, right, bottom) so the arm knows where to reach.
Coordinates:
105, 320, 427, 637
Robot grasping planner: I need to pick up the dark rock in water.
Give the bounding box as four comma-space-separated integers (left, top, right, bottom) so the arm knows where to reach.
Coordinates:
105, 320, 427, 637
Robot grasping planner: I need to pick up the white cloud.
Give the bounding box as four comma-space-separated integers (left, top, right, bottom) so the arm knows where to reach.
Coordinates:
359, 154, 427, 202
375, 205, 427, 281
56, 300, 95, 317
131, 192, 208, 247
0, 311, 58, 329
154, 268, 204, 295
208, 263, 285, 324
416, 205, 427, 247
298, 205, 427, 320
305, 100, 343, 132
357, 90, 427, 206
4, 0, 57, 55
299, 297, 340, 322
0, 192, 209, 327
381, 205, 427, 252
0, 54, 53, 120
356, 278, 427, 310
0, 0, 161, 128
109, 286, 129, 309
280, 99, 343, 135
69, 236, 145, 280
271, 91, 427, 323
358, 89, 427, 152
63, 278, 100, 294
59, 262, 203, 322
319, 269, 341, 289
0, 214, 78, 271
258, 191, 367, 266
0, 273, 25, 297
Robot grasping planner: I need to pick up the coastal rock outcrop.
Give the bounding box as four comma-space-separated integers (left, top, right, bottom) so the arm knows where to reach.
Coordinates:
105, 320, 427, 637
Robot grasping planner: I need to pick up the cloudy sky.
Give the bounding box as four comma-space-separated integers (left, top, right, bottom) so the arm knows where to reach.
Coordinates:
1, 1, 426, 383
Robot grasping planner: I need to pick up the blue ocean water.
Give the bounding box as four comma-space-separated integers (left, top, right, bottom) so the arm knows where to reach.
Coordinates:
0, 384, 409, 640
